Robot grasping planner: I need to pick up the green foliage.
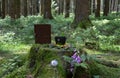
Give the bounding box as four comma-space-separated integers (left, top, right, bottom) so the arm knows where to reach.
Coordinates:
63, 55, 72, 63
74, 62, 88, 69
0, 55, 26, 77
90, 14, 120, 51
63, 53, 89, 70
93, 75, 100, 78
4, 65, 27, 78
0, 16, 11, 27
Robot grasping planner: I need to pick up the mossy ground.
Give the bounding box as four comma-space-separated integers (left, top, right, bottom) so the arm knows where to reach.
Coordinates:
89, 61, 120, 78
2, 44, 120, 78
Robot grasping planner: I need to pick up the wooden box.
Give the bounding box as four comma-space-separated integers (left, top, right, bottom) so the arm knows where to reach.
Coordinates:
34, 24, 51, 44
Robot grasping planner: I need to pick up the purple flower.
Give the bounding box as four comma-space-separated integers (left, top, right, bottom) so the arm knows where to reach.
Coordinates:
71, 52, 81, 63
75, 55, 81, 63
69, 50, 82, 72
71, 53, 77, 59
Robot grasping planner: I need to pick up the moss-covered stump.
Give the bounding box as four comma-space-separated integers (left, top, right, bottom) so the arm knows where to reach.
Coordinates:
73, 66, 91, 78
28, 44, 93, 78
28, 44, 74, 78
27, 44, 120, 78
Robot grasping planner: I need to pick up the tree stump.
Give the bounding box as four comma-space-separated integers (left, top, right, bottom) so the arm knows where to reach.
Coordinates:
28, 44, 91, 78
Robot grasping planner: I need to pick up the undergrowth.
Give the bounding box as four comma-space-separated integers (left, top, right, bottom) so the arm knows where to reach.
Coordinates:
0, 13, 120, 77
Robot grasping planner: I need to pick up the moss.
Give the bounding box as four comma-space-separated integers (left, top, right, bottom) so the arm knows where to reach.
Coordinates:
73, 66, 91, 78
27, 44, 66, 78
89, 60, 120, 78
28, 44, 120, 78
3, 65, 28, 78
4, 44, 120, 78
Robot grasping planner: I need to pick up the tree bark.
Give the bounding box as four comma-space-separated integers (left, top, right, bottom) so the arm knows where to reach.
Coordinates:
7, 0, 20, 19
72, 0, 92, 29
117, 0, 120, 12
1, 0, 5, 18
103, 0, 109, 16
43, 0, 53, 19
0, 1, 1, 17
95, 0, 100, 17
21, 0, 24, 15
57, 0, 64, 15
70, 0, 75, 14
112, 0, 116, 11
115, 0, 118, 12
36, 0, 39, 13
40, 0, 44, 15
92, 0, 96, 13
21, 0, 27, 16
9, 0, 16, 19
32, 0, 37, 15
109, 0, 112, 12
15, 0, 20, 18
89, 0, 92, 14
27, 0, 32, 15
64, 0, 70, 18
5, 0, 9, 16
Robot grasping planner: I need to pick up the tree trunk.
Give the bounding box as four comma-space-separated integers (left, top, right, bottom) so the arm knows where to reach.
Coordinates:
100, 0, 104, 12
24, 0, 28, 16
109, 0, 112, 12
15, 0, 20, 18
115, 0, 118, 12
117, 0, 120, 12
32, 0, 37, 15
40, 0, 44, 15
57, 0, 64, 15
112, 0, 116, 11
21, 0, 27, 16
21, 0, 24, 15
27, 0, 32, 15
95, 0, 100, 17
89, 0, 92, 14
111, 0, 114, 12
0, 1, 1, 17
103, 0, 109, 16
8, 0, 20, 19
36, 0, 39, 13
72, 0, 92, 29
43, 0, 53, 19
1, 0, 5, 18
9, 0, 16, 19
64, 0, 70, 18
70, 0, 75, 14
5, 0, 9, 16
92, 0, 96, 13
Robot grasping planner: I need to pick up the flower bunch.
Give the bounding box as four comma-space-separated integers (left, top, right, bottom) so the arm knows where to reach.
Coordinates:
71, 50, 81, 63
70, 49, 81, 72
63, 49, 88, 73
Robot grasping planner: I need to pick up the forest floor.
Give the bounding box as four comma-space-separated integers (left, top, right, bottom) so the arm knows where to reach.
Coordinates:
0, 14, 120, 77
85, 48, 120, 67
0, 44, 120, 78
0, 46, 120, 67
